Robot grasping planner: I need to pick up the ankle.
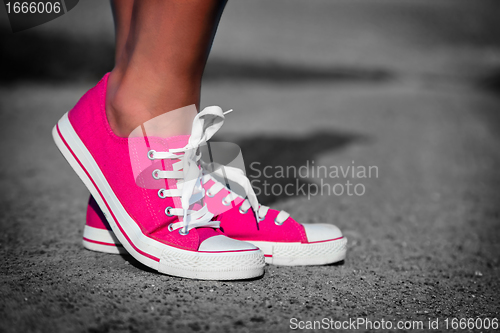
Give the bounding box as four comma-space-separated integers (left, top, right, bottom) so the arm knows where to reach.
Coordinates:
105, 70, 201, 137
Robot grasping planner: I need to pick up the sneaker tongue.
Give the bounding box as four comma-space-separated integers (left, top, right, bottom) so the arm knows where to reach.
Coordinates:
129, 135, 190, 190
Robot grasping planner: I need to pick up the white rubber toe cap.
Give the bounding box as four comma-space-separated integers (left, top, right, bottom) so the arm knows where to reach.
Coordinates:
302, 223, 343, 243
199, 235, 258, 252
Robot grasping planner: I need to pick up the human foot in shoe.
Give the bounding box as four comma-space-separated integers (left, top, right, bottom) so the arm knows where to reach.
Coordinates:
80, 102, 347, 266
53, 74, 264, 280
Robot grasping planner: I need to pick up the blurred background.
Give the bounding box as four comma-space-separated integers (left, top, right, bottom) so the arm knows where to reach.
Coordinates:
1, 0, 499, 332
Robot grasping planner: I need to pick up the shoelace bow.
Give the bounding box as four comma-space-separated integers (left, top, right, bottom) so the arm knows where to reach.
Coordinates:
149, 106, 290, 235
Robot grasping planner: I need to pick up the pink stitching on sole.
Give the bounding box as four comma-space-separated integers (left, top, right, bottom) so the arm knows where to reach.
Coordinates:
83, 237, 123, 247
306, 236, 344, 244
198, 249, 259, 254
237, 236, 344, 245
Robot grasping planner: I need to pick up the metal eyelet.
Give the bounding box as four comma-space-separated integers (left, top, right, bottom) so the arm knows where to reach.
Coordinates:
257, 216, 265, 223
165, 206, 174, 217
152, 169, 160, 180
206, 190, 215, 198
239, 207, 248, 214
147, 150, 156, 160
167, 224, 174, 232
158, 189, 167, 199
222, 197, 231, 206
274, 218, 284, 226
179, 228, 189, 236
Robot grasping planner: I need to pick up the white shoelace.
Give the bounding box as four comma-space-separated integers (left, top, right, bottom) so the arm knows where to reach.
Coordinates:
148, 106, 230, 234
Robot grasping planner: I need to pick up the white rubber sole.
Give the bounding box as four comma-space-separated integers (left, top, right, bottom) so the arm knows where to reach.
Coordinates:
53, 112, 264, 280
83, 221, 347, 266
249, 238, 347, 266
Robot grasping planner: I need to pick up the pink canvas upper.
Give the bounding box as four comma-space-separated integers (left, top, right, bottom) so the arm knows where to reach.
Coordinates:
69, 73, 220, 251
219, 205, 307, 243
86, 195, 109, 230
202, 178, 307, 242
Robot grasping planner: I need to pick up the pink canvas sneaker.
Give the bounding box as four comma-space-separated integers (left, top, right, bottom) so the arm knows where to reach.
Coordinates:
84, 189, 347, 266
203, 174, 347, 266
53, 74, 264, 280
82, 147, 347, 266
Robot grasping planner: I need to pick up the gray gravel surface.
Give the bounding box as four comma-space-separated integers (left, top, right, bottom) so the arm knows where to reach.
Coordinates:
1, 0, 499, 332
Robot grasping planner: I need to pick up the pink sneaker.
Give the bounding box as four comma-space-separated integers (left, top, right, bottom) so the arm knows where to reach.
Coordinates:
53, 74, 264, 280
83, 147, 347, 266
85, 189, 347, 266
204, 174, 347, 266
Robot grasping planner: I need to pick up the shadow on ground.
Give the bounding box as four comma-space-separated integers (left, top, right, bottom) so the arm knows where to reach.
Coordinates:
213, 130, 365, 205
478, 67, 500, 98
0, 31, 393, 84
204, 59, 392, 84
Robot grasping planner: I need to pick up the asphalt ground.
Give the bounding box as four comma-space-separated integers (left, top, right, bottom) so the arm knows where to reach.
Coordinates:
1, 0, 499, 332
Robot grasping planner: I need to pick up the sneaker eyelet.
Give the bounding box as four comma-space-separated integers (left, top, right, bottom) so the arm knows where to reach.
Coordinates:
165, 206, 174, 216
179, 228, 189, 236
152, 169, 160, 180
206, 190, 215, 198
147, 150, 156, 160
167, 223, 174, 232
239, 207, 248, 214
274, 218, 284, 226
222, 197, 231, 206
158, 189, 167, 199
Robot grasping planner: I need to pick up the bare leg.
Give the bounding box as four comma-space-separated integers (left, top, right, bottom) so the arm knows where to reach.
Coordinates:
110, 0, 133, 65
107, 0, 227, 137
